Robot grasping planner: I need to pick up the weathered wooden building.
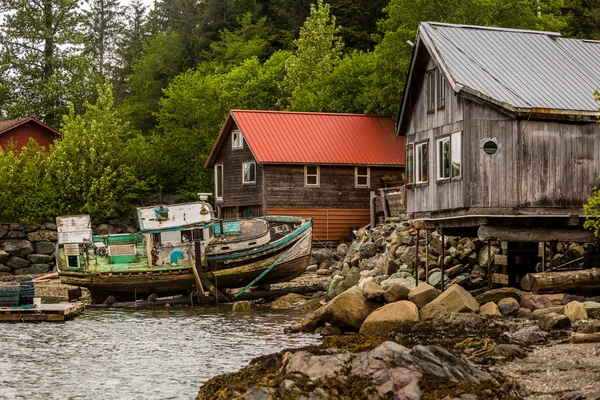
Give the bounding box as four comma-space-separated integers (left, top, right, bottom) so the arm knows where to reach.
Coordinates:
397, 22, 600, 281
0, 117, 62, 151
206, 110, 405, 242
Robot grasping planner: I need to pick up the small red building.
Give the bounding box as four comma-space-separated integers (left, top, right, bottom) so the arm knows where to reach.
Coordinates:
0, 117, 62, 151
206, 110, 405, 242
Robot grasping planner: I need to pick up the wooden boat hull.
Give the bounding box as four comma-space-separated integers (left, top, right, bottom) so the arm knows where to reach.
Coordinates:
58, 218, 313, 304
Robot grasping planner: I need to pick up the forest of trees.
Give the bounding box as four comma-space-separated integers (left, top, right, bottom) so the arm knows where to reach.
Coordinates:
1, 0, 599, 224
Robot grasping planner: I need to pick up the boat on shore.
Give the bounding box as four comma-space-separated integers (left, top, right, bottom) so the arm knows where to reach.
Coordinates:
56, 200, 312, 304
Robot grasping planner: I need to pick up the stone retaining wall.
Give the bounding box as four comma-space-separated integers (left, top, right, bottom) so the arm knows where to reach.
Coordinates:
0, 223, 57, 276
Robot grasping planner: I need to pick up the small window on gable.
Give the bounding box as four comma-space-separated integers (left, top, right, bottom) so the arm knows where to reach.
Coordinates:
242, 161, 256, 183
415, 142, 428, 184
305, 165, 320, 187
232, 129, 243, 149
406, 144, 414, 185
437, 69, 445, 110
355, 166, 370, 188
426, 70, 435, 113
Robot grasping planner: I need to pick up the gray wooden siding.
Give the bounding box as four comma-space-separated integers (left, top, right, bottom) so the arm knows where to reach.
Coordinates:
265, 165, 403, 209
405, 56, 467, 215
213, 123, 264, 208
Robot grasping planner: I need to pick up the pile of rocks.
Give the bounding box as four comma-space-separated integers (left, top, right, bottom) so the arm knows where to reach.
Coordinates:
0, 223, 58, 276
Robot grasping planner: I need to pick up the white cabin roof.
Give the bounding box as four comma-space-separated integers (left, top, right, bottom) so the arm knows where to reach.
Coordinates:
137, 202, 213, 232
56, 215, 93, 244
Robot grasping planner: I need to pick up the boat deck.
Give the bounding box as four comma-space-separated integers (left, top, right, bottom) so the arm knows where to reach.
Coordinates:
0, 302, 85, 322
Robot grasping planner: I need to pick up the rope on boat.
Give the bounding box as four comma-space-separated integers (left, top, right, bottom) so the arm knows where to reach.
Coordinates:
232, 235, 306, 299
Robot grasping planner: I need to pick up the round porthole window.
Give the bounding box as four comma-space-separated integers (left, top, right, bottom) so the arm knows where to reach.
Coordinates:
483, 140, 498, 155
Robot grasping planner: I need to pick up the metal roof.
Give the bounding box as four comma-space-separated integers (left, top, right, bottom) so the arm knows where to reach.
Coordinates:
206, 110, 404, 167
420, 22, 600, 113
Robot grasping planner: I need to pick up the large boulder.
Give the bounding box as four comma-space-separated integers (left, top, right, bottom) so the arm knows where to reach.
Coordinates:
563, 301, 588, 322
420, 284, 479, 320
477, 244, 497, 267
27, 254, 54, 264
359, 242, 377, 259
359, 301, 419, 335
284, 350, 352, 380
0, 264, 11, 273
384, 284, 410, 303
408, 282, 440, 309
6, 256, 31, 270
328, 267, 361, 297
303, 286, 379, 331
509, 325, 548, 345
380, 272, 417, 291
428, 271, 451, 290
583, 302, 600, 319
26, 230, 58, 242
312, 248, 335, 263
520, 295, 554, 311
0, 225, 8, 239
0, 250, 9, 263
13, 264, 50, 275
479, 302, 501, 317
362, 280, 385, 302
532, 306, 565, 319
497, 298, 520, 317
35, 241, 56, 255
475, 288, 529, 304
537, 313, 571, 331
1, 239, 35, 258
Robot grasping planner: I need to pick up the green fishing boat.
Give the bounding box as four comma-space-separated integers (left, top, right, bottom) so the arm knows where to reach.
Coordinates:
56, 200, 313, 304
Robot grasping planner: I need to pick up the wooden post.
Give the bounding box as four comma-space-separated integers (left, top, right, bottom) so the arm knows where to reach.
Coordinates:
487, 240, 492, 290
415, 228, 420, 287
369, 191, 376, 228
441, 231, 445, 291
541, 242, 546, 272
425, 229, 430, 285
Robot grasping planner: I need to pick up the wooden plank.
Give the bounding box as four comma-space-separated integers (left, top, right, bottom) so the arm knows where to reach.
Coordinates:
494, 254, 508, 266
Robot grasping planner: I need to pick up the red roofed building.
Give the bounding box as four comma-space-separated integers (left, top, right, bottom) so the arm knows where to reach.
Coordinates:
0, 117, 62, 151
206, 110, 405, 242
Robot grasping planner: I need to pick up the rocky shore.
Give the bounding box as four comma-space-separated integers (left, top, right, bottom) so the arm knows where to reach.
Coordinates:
197, 223, 600, 400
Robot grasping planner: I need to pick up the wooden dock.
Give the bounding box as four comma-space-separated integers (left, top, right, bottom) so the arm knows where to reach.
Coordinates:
0, 302, 85, 322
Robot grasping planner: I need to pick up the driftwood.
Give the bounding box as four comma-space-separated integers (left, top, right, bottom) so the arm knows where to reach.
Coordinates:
569, 332, 600, 344
32, 273, 59, 282
520, 268, 600, 296
87, 284, 324, 308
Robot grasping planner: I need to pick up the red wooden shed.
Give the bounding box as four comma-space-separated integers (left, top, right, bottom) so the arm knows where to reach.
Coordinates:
0, 117, 62, 151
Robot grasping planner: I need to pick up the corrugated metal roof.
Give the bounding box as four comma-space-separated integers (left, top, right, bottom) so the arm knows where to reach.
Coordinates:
206, 110, 405, 167
421, 22, 600, 112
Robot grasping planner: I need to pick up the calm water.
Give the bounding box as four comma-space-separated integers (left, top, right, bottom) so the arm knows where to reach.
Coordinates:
0, 307, 320, 400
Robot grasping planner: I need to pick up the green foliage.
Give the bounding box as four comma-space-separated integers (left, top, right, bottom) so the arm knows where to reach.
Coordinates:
0, 0, 96, 127
0, 142, 58, 224
561, 0, 600, 39
49, 81, 154, 219
283, 0, 345, 110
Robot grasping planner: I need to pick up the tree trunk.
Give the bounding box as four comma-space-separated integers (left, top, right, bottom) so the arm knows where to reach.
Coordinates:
520, 268, 600, 295
570, 332, 600, 344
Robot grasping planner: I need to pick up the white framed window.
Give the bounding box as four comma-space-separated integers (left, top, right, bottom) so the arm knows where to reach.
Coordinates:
436, 132, 461, 181
437, 136, 450, 180
437, 69, 445, 110
406, 143, 414, 185
215, 164, 223, 200
415, 142, 428, 184
305, 165, 320, 187
242, 161, 256, 183
355, 166, 370, 188
232, 129, 243, 149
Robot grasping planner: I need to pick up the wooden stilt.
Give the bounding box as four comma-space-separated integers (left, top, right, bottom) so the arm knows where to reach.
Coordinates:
441, 231, 445, 291
415, 229, 420, 286
487, 240, 492, 290
425, 229, 430, 285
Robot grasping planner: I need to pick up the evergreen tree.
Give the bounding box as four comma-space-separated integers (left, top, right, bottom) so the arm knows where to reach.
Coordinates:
0, 0, 94, 127
282, 0, 344, 110
84, 0, 124, 78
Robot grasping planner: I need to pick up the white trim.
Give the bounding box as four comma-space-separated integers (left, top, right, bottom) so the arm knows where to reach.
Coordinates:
436, 136, 450, 180
304, 165, 320, 187
355, 166, 370, 188
232, 129, 243, 149
242, 161, 256, 184
215, 163, 224, 200
415, 142, 428, 184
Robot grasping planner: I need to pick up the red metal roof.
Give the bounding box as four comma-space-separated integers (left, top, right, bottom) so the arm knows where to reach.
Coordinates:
0, 117, 62, 137
206, 110, 404, 167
